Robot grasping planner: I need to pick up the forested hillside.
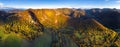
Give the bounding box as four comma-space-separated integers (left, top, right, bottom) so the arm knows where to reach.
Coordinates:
0, 8, 120, 47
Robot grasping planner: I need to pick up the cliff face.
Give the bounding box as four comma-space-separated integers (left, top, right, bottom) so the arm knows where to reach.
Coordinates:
0, 8, 120, 47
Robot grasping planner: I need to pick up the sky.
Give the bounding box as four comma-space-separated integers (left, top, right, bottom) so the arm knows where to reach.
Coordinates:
0, 0, 120, 9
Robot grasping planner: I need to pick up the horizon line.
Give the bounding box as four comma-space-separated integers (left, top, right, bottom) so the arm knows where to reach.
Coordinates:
0, 6, 120, 9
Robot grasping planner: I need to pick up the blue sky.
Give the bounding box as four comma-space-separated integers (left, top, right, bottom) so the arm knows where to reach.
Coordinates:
0, 0, 120, 9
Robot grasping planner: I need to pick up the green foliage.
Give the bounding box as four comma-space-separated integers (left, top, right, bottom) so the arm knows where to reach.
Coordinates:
0, 32, 3, 47
33, 33, 52, 47
74, 32, 82, 39
2, 20, 40, 40
0, 30, 4, 39
0, 27, 8, 47
3, 33, 22, 47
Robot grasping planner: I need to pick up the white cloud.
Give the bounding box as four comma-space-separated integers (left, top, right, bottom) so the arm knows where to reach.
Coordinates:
0, 2, 3, 7
116, 0, 120, 3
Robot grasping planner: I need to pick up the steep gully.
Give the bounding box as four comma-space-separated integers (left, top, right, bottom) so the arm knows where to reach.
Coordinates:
28, 10, 44, 32
27, 10, 79, 47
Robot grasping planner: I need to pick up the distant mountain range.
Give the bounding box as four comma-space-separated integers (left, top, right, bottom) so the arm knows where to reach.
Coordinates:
0, 7, 25, 12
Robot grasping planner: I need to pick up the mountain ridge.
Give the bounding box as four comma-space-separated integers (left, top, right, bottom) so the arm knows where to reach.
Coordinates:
0, 8, 120, 47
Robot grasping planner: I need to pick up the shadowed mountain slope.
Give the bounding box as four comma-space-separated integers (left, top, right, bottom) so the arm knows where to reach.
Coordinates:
85, 8, 120, 31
